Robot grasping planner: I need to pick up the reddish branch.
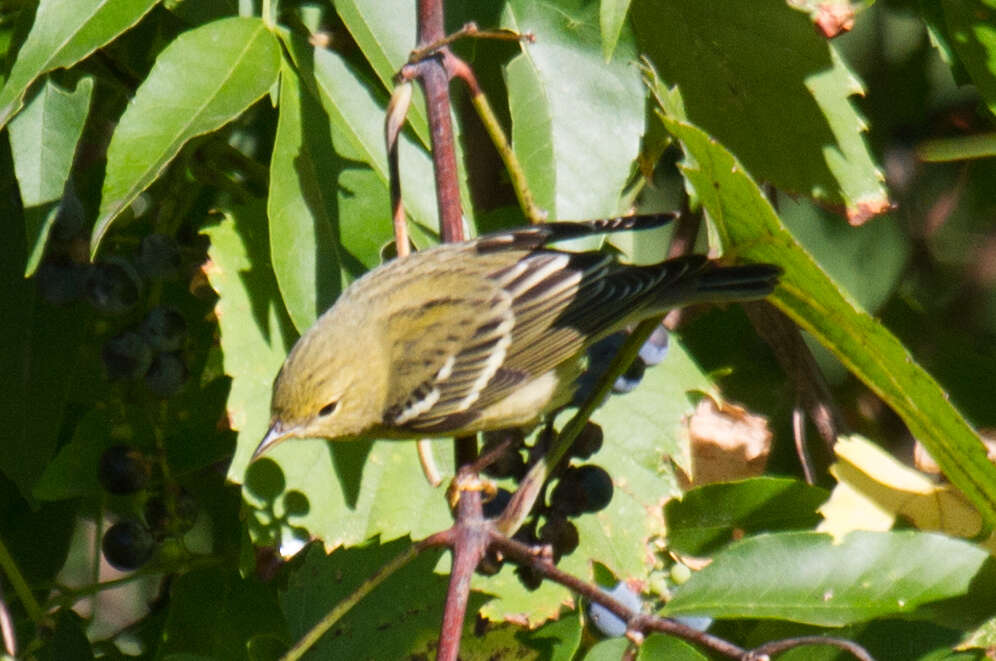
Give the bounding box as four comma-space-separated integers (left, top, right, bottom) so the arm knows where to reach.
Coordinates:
391, 4, 869, 661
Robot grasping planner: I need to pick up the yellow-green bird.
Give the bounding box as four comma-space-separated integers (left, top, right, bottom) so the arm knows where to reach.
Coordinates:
253, 214, 780, 459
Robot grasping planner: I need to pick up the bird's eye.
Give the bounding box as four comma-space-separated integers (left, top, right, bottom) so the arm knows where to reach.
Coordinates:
318, 401, 338, 417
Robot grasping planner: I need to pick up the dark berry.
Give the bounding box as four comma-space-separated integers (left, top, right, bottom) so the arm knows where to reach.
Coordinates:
551, 465, 614, 516
515, 564, 544, 591
102, 520, 156, 570
539, 515, 579, 559
98, 445, 151, 494
102, 330, 153, 380
140, 306, 187, 352
570, 422, 603, 459
138, 234, 181, 280
144, 352, 187, 397
612, 358, 645, 394
85, 258, 142, 314
588, 332, 627, 366
588, 581, 642, 637
482, 488, 513, 519
481, 430, 527, 479
36, 258, 87, 305
144, 488, 198, 538
638, 324, 669, 366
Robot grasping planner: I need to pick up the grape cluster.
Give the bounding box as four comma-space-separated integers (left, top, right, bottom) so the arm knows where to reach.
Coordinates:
33, 198, 208, 574
36, 212, 191, 398
477, 418, 617, 590
97, 443, 199, 571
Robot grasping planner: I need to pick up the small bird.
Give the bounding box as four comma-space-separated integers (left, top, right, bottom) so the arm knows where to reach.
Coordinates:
253, 214, 780, 459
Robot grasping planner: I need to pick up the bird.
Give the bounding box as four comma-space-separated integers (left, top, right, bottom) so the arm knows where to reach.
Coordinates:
252, 213, 780, 459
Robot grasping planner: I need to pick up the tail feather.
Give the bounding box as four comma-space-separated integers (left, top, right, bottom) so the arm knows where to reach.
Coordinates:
694, 263, 782, 299
474, 213, 677, 253
653, 258, 781, 308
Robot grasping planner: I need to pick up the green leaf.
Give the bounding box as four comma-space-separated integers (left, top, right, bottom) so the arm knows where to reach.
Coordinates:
280, 540, 486, 658
333, 0, 430, 145
666, 477, 830, 556
633, 0, 889, 223
503, 0, 645, 224
649, 87, 996, 530
585, 638, 631, 659
0, 0, 157, 129
600, 0, 632, 61
9, 75, 93, 275
0, 158, 91, 498
664, 531, 996, 628
92, 17, 281, 255
202, 202, 296, 484
268, 61, 345, 332
780, 199, 910, 314
33, 410, 112, 501
161, 568, 286, 660
638, 634, 709, 660
942, 0, 996, 118
279, 31, 439, 244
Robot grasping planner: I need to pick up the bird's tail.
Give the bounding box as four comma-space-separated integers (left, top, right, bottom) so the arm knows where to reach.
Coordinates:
652, 255, 782, 309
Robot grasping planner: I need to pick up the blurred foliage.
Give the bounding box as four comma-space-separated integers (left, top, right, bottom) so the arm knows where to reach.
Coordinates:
0, 0, 994, 659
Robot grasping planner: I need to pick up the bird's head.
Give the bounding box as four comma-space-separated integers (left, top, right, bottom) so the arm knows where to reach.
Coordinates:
252, 310, 386, 460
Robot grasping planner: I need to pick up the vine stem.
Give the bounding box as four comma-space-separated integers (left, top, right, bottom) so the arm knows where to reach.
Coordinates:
0, 535, 43, 625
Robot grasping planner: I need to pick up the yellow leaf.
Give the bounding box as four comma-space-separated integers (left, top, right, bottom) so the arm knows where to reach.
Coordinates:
819, 435, 986, 545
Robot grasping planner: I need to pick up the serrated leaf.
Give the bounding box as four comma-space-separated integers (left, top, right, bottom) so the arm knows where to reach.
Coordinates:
9, 75, 93, 275
160, 569, 286, 660
633, 0, 889, 223
268, 62, 345, 332
92, 17, 281, 255
279, 540, 486, 659
202, 202, 295, 479
942, 0, 996, 118
664, 531, 996, 628
647, 84, 996, 530
0, 0, 157, 129
205, 203, 451, 550
278, 30, 439, 244
502, 0, 645, 227
666, 477, 829, 557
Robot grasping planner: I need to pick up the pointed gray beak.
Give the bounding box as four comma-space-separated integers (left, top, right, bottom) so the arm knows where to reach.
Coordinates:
252, 421, 290, 461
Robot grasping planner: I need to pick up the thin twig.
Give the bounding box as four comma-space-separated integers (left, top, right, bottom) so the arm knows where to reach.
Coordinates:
750, 635, 875, 661
278, 543, 422, 661
0, 535, 43, 626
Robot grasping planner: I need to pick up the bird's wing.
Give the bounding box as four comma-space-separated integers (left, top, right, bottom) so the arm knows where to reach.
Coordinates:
381, 248, 709, 434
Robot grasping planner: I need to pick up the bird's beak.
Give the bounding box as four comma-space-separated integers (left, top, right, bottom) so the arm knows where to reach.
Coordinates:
252, 421, 291, 461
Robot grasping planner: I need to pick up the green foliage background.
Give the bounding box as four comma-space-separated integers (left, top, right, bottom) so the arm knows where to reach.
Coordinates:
1, 0, 996, 658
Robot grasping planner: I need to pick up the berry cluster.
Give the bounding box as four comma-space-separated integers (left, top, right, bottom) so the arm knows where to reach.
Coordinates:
477, 421, 616, 590
97, 445, 198, 571
33, 193, 214, 576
